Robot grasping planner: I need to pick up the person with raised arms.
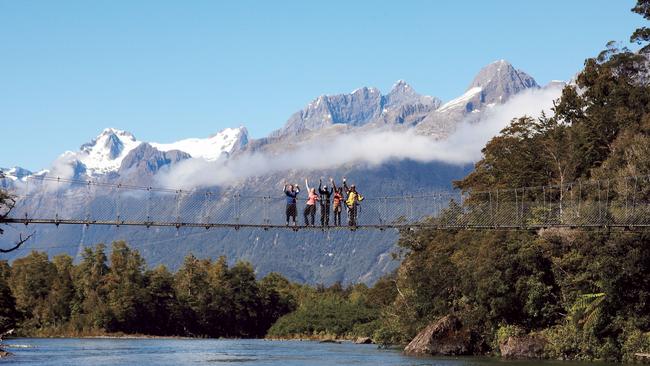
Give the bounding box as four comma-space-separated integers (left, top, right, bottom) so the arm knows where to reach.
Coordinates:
343, 177, 364, 227
303, 179, 319, 226
318, 178, 333, 227
283, 183, 300, 226
331, 178, 344, 226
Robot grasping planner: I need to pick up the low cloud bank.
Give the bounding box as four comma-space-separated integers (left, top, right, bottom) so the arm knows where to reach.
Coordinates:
158, 86, 564, 189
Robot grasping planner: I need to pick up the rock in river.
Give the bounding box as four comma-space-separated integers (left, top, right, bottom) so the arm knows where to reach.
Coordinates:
499, 335, 546, 359
403, 314, 472, 356
354, 337, 373, 344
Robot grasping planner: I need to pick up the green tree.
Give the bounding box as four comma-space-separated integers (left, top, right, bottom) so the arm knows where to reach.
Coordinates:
144, 265, 181, 335
9, 251, 56, 329
73, 244, 110, 331
455, 116, 552, 193
631, 0, 650, 52
0, 275, 18, 332
205, 256, 234, 336
258, 272, 297, 326
0, 261, 10, 282
105, 241, 146, 333
227, 261, 262, 337
44, 254, 75, 328
173, 253, 211, 336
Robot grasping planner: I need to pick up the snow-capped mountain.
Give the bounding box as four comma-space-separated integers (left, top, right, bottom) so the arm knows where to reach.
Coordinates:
46, 127, 249, 178
151, 127, 248, 161
77, 128, 142, 175
0, 167, 33, 181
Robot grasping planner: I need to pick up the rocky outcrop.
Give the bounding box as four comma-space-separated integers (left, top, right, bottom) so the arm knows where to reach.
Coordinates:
499, 335, 546, 359
354, 337, 373, 344
404, 315, 472, 356
119, 143, 191, 176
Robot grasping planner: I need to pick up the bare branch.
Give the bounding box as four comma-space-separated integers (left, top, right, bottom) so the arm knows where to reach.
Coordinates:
0, 232, 33, 253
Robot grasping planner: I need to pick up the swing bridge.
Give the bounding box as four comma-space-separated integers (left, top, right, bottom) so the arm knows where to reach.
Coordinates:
2, 174, 650, 231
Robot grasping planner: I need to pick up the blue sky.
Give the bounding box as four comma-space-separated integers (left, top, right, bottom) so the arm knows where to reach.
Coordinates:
0, 0, 643, 170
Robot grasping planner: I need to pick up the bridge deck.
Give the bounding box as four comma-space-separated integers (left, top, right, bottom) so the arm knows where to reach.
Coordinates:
3, 218, 650, 231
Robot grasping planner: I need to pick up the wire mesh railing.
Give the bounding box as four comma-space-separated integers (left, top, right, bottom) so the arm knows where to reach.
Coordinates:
3, 174, 650, 230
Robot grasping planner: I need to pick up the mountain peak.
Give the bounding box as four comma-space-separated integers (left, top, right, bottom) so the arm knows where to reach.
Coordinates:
391, 79, 410, 89
467, 60, 538, 104
76, 128, 142, 175
470, 60, 538, 88
351, 86, 380, 96
384, 80, 440, 112
389, 80, 415, 95
98, 127, 136, 140
83, 128, 137, 153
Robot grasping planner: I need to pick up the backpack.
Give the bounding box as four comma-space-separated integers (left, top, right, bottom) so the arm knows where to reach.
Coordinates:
346, 191, 364, 208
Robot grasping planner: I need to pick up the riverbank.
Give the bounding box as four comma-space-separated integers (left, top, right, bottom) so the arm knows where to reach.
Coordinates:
9, 330, 197, 340
266, 334, 352, 342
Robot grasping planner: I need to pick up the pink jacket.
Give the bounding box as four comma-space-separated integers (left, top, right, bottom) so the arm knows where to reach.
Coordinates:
306, 192, 319, 205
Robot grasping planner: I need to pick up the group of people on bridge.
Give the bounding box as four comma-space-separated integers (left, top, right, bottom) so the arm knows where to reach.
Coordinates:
284, 178, 364, 227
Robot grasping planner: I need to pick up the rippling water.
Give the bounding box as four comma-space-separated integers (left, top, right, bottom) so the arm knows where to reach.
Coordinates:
0, 338, 592, 366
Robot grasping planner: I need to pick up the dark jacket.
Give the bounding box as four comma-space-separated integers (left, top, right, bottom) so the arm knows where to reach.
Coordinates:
318, 182, 332, 204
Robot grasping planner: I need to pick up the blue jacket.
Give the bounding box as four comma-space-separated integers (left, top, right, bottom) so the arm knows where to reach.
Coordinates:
285, 188, 299, 204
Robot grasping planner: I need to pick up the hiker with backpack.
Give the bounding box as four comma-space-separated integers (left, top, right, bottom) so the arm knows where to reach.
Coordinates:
343, 177, 364, 227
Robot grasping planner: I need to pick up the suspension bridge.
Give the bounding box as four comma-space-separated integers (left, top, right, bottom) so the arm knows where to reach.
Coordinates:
2, 174, 650, 231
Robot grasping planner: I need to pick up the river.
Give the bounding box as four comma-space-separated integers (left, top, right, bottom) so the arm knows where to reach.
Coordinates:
0, 338, 601, 366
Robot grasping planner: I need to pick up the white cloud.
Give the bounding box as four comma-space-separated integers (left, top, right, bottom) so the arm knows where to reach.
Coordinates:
157, 86, 563, 189
41, 152, 78, 191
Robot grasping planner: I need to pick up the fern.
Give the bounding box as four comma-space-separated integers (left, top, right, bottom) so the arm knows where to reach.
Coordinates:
568, 293, 606, 328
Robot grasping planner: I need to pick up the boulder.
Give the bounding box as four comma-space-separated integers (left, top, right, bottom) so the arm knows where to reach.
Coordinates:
499, 335, 546, 359
404, 315, 472, 356
0, 349, 12, 358
319, 339, 341, 344
354, 337, 373, 344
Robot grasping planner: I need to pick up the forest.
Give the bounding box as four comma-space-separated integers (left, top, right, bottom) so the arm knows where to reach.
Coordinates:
0, 242, 295, 338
